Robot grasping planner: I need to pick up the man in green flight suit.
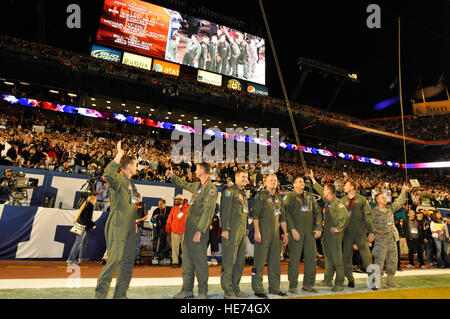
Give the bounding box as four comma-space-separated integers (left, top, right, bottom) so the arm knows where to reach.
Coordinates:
95, 140, 138, 299
308, 170, 349, 292
166, 162, 218, 299
220, 169, 250, 299
340, 180, 375, 288
283, 176, 322, 294
251, 173, 288, 298
216, 34, 229, 74
175, 30, 201, 67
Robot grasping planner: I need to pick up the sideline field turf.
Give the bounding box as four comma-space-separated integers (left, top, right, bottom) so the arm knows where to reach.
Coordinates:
0, 274, 449, 299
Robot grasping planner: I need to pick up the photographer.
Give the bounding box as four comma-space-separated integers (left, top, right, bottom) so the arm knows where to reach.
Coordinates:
0, 169, 14, 203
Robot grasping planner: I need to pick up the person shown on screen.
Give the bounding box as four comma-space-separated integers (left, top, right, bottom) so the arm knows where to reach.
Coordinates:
175, 31, 201, 68
248, 38, 258, 79
206, 35, 218, 72
167, 34, 180, 62
198, 35, 209, 70
217, 33, 230, 74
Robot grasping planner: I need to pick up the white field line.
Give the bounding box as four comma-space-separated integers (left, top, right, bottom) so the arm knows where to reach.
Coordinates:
0, 268, 449, 290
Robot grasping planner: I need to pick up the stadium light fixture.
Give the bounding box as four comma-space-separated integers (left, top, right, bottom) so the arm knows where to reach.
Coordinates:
19, 82, 30, 86
106, 100, 111, 103
91, 98, 96, 101
121, 103, 126, 106
297, 57, 359, 83
136, 106, 140, 109
49, 89, 59, 94
4, 81, 14, 86
150, 108, 155, 111
168, 111, 172, 114
67, 93, 77, 97
92, 104, 97, 106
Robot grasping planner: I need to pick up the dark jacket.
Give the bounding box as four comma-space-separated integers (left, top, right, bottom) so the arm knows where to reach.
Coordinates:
396, 220, 408, 238
77, 202, 96, 231
405, 217, 424, 241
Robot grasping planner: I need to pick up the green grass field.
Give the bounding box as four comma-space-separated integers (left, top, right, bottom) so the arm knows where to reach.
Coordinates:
1, 274, 449, 299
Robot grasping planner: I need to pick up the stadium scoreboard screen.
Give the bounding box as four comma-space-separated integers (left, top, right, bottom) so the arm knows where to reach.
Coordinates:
95, 0, 266, 85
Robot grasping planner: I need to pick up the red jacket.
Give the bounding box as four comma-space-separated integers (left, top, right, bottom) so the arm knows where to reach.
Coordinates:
165, 202, 189, 234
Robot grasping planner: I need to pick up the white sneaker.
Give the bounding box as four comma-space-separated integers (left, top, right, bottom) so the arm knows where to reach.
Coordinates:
420, 265, 427, 269
406, 264, 415, 268
207, 261, 213, 266
212, 259, 218, 266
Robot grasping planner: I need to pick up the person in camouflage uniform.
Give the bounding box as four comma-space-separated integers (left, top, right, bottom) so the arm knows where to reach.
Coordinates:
372, 184, 410, 288
95, 141, 138, 299
166, 163, 218, 299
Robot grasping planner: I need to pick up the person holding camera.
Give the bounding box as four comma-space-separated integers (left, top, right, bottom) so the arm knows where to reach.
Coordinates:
135, 193, 149, 265
0, 169, 14, 204
67, 195, 97, 265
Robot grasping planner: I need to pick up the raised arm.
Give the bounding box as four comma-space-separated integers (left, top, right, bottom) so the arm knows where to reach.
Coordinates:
166, 167, 198, 194
391, 184, 410, 213
103, 140, 124, 190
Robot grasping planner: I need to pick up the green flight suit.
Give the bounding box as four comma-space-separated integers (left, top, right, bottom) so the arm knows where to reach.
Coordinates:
283, 191, 322, 289
239, 41, 250, 79
206, 42, 217, 72
340, 193, 374, 282
229, 41, 241, 77
251, 190, 286, 294
313, 182, 349, 287
198, 41, 208, 70
220, 184, 249, 296
217, 41, 229, 74
170, 175, 218, 295
179, 34, 201, 67
95, 160, 138, 299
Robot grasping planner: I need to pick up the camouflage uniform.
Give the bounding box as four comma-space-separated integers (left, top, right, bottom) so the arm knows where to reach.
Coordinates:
371, 191, 407, 275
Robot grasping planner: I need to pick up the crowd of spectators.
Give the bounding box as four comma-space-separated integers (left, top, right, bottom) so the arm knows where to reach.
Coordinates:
367, 114, 450, 141
0, 110, 448, 208
1, 34, 448, 142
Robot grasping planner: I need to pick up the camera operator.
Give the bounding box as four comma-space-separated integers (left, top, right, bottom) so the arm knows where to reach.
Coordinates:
0, 169, 14, 204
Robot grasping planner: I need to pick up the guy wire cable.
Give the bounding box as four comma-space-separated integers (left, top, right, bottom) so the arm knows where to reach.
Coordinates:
258, 0, 308, 172
397, 17, 409, 185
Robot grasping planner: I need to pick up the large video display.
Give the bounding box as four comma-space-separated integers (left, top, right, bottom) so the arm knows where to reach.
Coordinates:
95, 0, 266, 84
